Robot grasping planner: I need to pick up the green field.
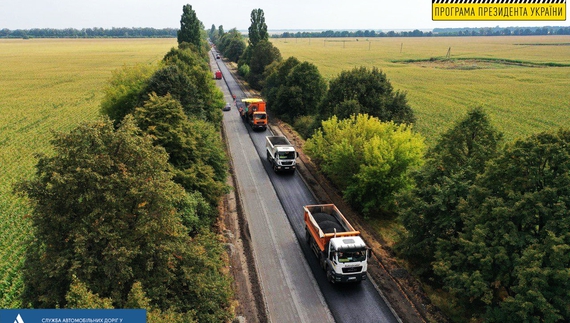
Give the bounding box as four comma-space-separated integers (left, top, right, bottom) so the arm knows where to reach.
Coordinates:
271, 36, 570, 144
0, 38, 177, 307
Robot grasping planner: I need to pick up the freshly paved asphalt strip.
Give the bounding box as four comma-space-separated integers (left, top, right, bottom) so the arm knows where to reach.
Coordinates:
216, 56, 334, 323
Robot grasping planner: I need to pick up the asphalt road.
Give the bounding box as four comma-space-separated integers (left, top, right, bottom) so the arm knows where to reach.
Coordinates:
211, 50, 400, 323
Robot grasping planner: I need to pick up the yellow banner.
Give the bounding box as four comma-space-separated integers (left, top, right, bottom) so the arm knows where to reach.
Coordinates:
432, 2, 566, 21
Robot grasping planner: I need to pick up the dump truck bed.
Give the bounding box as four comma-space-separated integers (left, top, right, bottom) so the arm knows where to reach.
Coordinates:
304, 204, 360, 252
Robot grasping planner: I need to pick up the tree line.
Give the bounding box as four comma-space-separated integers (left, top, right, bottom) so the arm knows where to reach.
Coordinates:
15, 5, 233, 323
4, 25, 569, 40
211, 8, 569, 322
273, 26, 570, 38
0, 27, 177, 39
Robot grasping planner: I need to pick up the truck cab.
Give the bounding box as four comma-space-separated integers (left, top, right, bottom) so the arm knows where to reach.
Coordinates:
240, 98, 267, 131
266, 136, 298, 172
251, 111, 267, 130
326, 236, 368, 283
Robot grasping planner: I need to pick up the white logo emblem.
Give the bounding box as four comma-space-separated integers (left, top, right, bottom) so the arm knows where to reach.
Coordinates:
14, 314, 24, 323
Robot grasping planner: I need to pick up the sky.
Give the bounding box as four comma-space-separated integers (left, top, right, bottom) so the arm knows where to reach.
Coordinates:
1, 0, 568, 31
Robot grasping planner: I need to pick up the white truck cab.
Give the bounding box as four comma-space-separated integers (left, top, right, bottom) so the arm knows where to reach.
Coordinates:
327, 236, 368, 283
266, 136, 298, 172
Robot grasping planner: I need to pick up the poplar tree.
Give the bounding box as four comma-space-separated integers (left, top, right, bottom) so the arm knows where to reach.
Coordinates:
177, 4, 201, 48
248, 8, 268, 47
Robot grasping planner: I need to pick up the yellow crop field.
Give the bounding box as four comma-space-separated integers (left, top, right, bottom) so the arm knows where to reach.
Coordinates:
0, 38, 176, 307
271, 36, 570, 144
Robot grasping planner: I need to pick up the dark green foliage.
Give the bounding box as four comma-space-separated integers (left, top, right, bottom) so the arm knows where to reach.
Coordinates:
208, 24, 218, 44
293, 115, 320, 139
142, 65, 195, 113
163, 46, 209, 71
240, 9, 278, 89
141, 60, 222, 125
434, 128, 570, 322
225, 37, 246, 63
100, 64, 157, 124
17, 117, 186, 307
247, 40, 282, 90
263, 57, 301, 105
16, 118, 233, 321
248, 9, 268, 47
237, 44, 252, 74
182, 231, 234, 323
66, 277, 114, 309
101, 48, 222, 127
0, 27, 179, 39
218, 28, 246, 63
133, 94, 228, 220
319, 66, 415, 125
177, 5, 202, 48
396, 108, 502, 279
263, 57, 326, 123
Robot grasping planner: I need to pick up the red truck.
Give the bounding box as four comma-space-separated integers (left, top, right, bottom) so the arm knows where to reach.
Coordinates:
214, 70, 222, 79
304, 204, 369, 283
238, 98, 267, 131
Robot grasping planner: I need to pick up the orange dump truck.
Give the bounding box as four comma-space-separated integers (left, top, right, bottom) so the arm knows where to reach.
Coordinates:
238, 98, 267, 131
304, 204, 369, 283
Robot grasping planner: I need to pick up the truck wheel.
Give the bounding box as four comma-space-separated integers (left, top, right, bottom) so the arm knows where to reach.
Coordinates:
319, 254, 326, 270
326, 269, 334, 284
305, 229, 310, 244
325, 266, 334, 284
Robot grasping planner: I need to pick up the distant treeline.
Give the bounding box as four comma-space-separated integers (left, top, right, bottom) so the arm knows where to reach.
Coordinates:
273, 26, 570, 38
4, 26, 570, 39
0, 27, 178, 38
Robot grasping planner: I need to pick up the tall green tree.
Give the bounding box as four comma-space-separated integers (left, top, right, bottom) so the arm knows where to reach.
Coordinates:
434, 128, 570, 322
208, 24, 217, 41
142, 48, 223, 125
16, 117, 233, 321
305, 114, 425, 216
247, 39, 281, 90
177, 4, 202, 48
396, 108, 502, 279
263, 58, 326, 122
263, 57, 301, 106
319, 66, 415, 125
238, 8, 269, 79
248, 8, 268, 47
16, 117, 185, 307
219, 28, 245, 63
133, 93, 228, 216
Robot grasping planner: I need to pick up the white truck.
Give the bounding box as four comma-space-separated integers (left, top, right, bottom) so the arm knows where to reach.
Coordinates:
304, 204, 369, 283
265, 136, 298, 172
